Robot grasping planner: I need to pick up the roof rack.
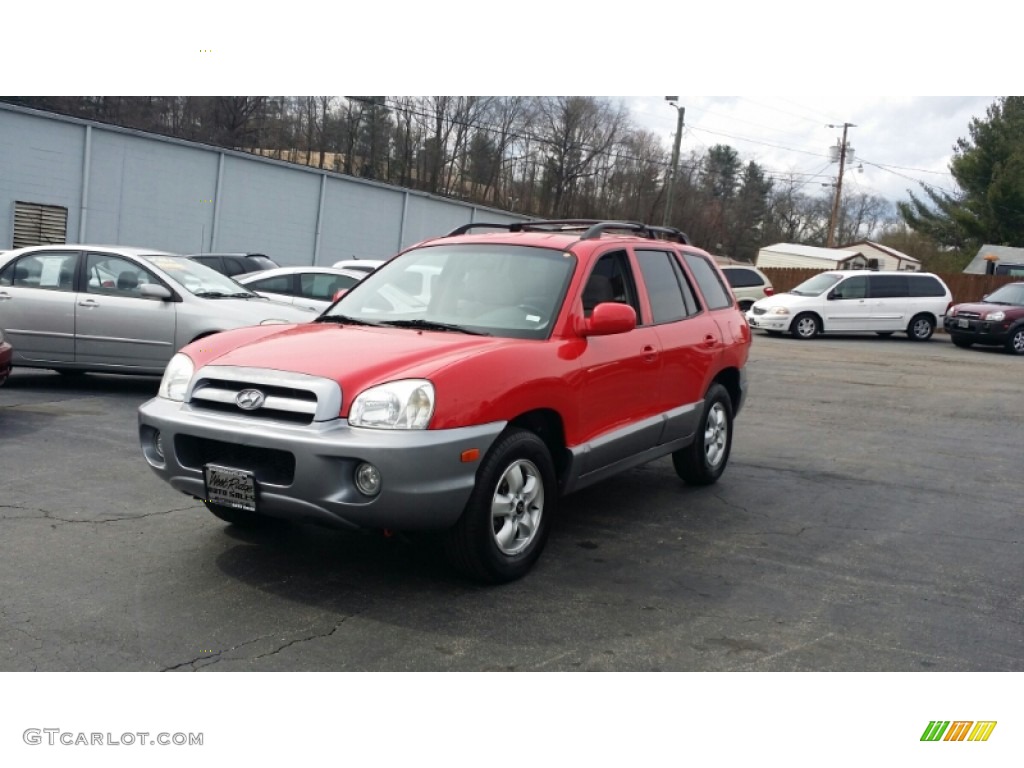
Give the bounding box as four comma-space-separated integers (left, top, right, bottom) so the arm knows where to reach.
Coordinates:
444, 219, 691, 244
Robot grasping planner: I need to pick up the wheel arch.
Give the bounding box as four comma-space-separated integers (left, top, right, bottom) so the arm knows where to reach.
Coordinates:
711, 367, 744, 417
507, 408, 569, 486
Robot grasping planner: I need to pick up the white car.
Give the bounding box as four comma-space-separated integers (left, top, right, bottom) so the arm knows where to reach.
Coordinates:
746, 270, 952, 341
329, 259, 385, 275
236, 266, 368, 312
0, 245, 315, 376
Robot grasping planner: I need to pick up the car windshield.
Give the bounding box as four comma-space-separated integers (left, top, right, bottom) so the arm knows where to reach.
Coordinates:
142, 255, 261, 298
319, 244, 575, 340
789, 273, 843, 296
982, 283, 1024, 306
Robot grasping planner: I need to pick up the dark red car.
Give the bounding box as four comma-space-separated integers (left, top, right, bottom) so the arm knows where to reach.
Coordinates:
0, 329, 11, 387
944, 282, 1024, 354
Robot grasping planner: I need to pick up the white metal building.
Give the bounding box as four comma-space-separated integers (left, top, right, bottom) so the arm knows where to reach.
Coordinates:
0, 103, 527, 265
838, 240, 921, 271
755, 243, 868, 270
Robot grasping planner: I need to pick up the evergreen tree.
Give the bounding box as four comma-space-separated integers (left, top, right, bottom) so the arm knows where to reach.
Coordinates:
898, 96, 1024, 249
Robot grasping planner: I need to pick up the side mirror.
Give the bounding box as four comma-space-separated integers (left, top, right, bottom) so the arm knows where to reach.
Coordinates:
581, 302, 636, 337
140, 283, 172, 301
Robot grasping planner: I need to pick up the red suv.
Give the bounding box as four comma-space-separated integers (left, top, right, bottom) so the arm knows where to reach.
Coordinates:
944, 281, 1024, 354
139, 220, 751, 582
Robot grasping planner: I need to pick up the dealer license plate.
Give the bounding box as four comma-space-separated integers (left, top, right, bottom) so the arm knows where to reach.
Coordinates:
958, 318, 969, 328
204, 465, 257, 512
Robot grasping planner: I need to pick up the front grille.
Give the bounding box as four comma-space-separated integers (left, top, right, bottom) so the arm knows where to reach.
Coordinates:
175, 434, 295, 485
956, 311, 981, 319
190, 378, 318, 425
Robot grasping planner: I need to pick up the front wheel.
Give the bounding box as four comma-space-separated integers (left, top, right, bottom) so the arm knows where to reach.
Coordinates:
1005, 326, 1024, 355
790, 313, 819, 339
907, 314, 935, 341
444, 428, 557, 583
672, 383, 733, 486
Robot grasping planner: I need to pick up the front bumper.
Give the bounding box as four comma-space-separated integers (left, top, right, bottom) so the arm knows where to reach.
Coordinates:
745, 310, 790, 332
138, 397, 505, 531
943, 316, 1013, 344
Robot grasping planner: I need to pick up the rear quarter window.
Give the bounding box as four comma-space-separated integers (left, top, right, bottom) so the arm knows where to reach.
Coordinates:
723, 268, 764, 288
683, 252, 733, 310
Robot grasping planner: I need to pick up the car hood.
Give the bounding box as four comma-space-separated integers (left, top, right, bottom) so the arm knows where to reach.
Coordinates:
187, 321, 522, 390
751, 292, 820, 310
952, 301, 1024, 316
192, 296, 317, 323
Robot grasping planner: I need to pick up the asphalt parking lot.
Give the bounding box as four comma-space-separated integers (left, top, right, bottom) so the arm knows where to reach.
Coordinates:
1, 332, 1021, 672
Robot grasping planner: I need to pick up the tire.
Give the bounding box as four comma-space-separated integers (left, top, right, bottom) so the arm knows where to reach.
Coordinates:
907, 313, 935, 341
204, 500, 272, 528
444, 428, 556, 583
1005, 326, 1024, 355
951, 335, 973, 349
790, 313, 819, 339
672, 383, 733, 486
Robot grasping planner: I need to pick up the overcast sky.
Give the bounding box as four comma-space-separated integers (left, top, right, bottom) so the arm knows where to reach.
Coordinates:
624, 95, 996, 207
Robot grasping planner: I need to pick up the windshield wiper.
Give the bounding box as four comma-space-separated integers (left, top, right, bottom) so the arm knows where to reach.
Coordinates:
193, 290, 257, 299
315, 314, 385, 327
378, 319, 490, 336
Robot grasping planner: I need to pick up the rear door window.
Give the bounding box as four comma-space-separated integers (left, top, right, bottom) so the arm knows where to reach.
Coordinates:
908, 275, 947, 297
868, 275, 910, 298
636, 249, 699, 323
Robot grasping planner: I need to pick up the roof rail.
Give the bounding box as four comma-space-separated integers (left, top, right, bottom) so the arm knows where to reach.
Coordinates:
445, 219, 691, 244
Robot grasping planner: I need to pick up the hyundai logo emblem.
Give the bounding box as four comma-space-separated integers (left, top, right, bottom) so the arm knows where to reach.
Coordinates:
235, 389, 266, 410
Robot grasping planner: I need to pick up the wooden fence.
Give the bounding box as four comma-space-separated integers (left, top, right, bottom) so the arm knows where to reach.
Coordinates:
759, 267, 1021, 306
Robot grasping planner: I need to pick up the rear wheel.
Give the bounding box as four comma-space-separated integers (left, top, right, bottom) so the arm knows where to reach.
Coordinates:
672, 383, 733, 486
444, 428, 556, 583
790, 313, 819, 339
204, 501, 272, 528
907, 314, 935, 341
1006, 327, 1024, 355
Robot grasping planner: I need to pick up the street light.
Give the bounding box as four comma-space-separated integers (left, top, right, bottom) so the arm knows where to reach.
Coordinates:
663, 97, 685, 227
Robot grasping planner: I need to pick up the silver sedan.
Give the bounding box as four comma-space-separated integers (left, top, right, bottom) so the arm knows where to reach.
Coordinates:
235, 266, 368, 312
0, 245, 316, 376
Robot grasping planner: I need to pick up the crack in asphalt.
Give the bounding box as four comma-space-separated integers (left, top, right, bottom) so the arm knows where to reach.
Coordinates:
0, 504, 197, 525
161, 613, 365, 671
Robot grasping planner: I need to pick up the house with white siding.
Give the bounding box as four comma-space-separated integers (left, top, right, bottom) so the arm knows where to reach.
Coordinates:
838, 240, 921, 271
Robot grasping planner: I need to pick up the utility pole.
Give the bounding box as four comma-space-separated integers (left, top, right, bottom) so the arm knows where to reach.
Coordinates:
663, 97, 685, 227
826, 122, 855, 248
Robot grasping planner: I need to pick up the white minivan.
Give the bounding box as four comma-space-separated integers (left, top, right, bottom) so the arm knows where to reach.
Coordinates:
746, 270, 952, 340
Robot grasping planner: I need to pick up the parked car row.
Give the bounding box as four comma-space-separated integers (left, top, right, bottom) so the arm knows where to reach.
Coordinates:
743, 267, 1024, 354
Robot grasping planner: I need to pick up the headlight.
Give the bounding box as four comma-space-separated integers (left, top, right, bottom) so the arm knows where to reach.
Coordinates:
349, 380, 434, 429
985, 310, 1006, 322
768, 307, 791, 316
947, 307, 958, 318
158, 353, 194, 401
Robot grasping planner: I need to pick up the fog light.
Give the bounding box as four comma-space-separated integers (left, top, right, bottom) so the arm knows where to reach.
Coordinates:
153, 430, 165, 460
354, 462, 381, 496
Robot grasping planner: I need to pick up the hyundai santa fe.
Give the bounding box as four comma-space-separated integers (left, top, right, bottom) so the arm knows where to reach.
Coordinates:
139, 220, 752, 582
